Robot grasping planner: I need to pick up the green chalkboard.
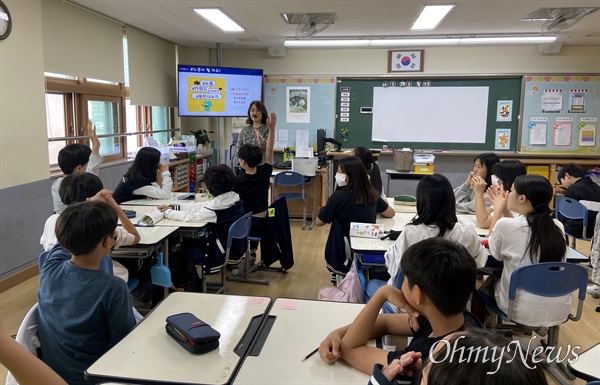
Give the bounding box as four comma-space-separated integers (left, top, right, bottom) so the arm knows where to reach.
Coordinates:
336, 77, 522, 151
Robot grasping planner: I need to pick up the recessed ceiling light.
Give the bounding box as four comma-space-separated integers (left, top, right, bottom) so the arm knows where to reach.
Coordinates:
411, 5, 455, 30
193, 8, 244, 32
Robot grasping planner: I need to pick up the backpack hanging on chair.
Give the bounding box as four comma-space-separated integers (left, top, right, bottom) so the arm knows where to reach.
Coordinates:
318, 261, 365, 303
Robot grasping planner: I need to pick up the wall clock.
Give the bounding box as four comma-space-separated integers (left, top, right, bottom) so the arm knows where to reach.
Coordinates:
0, 1, 12, 40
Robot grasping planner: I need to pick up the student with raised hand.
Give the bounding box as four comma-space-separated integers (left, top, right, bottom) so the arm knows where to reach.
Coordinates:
454, 153, 500, 214
485, 174, 571, 327
52, 119, 103, 214
235, 100, 271, 164
473, 159, 526, 229
352, 146, 384, 197
555, 163, 600, 239
319, 238, 481, 384
38, 201, 136, 385
366, 174, 486, 311
112, 147, 172, 204
372, 329, 547, 385
234, 111, 276, 267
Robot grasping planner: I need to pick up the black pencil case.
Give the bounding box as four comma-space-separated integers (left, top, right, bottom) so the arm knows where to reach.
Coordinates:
165, 312, 220, 354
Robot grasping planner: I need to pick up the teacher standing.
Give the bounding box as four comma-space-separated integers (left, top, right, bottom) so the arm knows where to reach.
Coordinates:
236, 100, 271, 165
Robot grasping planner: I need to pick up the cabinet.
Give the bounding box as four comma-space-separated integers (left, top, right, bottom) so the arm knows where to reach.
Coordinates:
168, 159, 189, 192
167, 152, 214, 193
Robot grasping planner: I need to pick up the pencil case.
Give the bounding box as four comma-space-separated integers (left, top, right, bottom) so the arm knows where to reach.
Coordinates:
165, 313, 220, 354
394, 195, 417, 206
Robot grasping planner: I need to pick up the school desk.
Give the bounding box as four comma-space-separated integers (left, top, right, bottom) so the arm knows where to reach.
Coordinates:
233, 298, 371, 385
385, 169, 426, 197
120, 192, 209, 206
376, 212, 488, 236
85, 292, 272, 385
120, 204, 208, 228
569, 342, 600, 381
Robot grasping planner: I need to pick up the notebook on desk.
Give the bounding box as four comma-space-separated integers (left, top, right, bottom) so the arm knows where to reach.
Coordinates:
275, 161, 292, 169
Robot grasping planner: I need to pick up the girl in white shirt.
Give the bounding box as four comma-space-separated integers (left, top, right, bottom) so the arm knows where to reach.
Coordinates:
487, 174, 571, 327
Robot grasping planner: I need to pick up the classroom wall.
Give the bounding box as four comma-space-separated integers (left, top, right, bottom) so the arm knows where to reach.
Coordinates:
0, 0, 48, 190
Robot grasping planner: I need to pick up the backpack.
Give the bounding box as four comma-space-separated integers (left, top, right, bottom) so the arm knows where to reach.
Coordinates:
318, 261, 365, 303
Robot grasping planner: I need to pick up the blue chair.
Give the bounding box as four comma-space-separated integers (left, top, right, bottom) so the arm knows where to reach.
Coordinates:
224, 213, 269, 290
480, 262, 588, 385
556, 197, 590, 247
273, 171, 307, 230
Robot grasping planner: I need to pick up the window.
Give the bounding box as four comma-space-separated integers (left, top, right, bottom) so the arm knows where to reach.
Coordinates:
125, 101, 175, 150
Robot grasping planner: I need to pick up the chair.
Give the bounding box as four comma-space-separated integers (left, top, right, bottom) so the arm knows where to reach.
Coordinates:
5, 304, 40, 385
556, 197, 590, 247
226, 213, 269, 287
273, 171, 307, 230
480, 262, 588, 385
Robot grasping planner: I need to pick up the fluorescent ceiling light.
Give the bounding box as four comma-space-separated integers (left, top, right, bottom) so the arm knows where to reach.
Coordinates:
193, 8, 244, 32
460, 36, 556, 44
411, 5, 454, 30
284, 35, 556, 48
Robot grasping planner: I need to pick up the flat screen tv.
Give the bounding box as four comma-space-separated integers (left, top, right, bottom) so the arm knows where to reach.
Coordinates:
178, 65, 263, 117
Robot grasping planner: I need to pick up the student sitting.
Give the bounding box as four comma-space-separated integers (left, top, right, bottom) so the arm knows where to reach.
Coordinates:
316, 156, 395, 276
38, 201, 136, 385
485, 174, 572, 327
555, 163, 600, 239
366, 174, 486, 311
353, 146, 384, 197
454, 152, 500, 214
113, 147, 172, 204
370, 329, 547, 385
318, 238, 481, 384
234, 111, 276, 265
474, 159, 526, 229
52, 120, 103, 214
158, 164, 245, 276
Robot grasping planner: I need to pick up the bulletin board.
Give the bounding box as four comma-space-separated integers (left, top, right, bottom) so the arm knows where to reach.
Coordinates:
264, 76, 336, 150
520, 75, 600, 155
335, 77, 522, 151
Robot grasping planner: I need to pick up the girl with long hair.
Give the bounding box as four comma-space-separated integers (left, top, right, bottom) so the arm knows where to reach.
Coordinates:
235, 100, 271, 164
113, 147, 172, 203
487, 174, 571, 326
352, 146, 384, 197
454, 152, 500, 213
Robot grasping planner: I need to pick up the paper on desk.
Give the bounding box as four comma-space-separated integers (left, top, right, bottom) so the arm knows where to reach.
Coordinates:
138, 209, 164, 225
350, 222, 385, 238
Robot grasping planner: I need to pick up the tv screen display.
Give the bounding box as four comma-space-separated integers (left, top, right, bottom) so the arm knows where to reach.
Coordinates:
178, 65, 263, 117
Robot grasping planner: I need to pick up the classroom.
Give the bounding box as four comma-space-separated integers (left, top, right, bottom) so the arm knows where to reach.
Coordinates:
0, 0, 599, 384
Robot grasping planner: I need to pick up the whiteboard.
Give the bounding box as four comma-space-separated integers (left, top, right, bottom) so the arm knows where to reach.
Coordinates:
372, 87, 489, 143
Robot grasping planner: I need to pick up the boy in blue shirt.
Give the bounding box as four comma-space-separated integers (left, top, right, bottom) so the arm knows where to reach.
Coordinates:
38, 201, 136, 385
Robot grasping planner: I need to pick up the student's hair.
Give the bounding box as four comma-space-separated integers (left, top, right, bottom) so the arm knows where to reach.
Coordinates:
238, 144, 262, 168
204, 164, 235, 197
245, 100, 268, 125
492, 160, 526, 192
57, 144, 92, 175
411, 174, 457, 237
400, 238, 476, 316
556, 163, 585, 182
474, 153, 500, 187
414, 329, 547, 385
124, 147, 161, 182
353, 147, 383, 195
337, 156, 379, 205
55, 201, 117, 256
59, 173, 103, 205
512, 174, 566, 263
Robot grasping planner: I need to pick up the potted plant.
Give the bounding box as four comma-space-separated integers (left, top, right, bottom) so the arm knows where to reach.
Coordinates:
190, 129, 214, 148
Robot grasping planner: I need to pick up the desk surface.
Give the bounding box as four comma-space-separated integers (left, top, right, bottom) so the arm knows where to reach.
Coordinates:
376, 212, 488, 237
121, 192, 210, 206
123, 205, 208, 228
570, 343, 600, 380
86, 292, 272, 385
234, 298, 369, 385
385, 169, 427, 179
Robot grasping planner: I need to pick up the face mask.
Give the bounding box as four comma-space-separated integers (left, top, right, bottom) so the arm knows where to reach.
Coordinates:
491, 175, 500, 188
335, 172, 347, 187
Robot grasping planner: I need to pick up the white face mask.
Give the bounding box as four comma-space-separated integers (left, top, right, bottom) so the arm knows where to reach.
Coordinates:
335, 172, 347, 187
491, 175, 500, 189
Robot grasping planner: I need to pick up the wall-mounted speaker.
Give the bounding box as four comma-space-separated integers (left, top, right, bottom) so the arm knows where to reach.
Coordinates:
537, 42, 563, 54
268, 46, 286, 57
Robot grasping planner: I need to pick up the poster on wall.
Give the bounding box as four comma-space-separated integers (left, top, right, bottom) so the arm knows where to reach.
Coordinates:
569, 89, 587, 113
578, 119, 597, 146
495, 128, 511, 150
553, 119, 573, 146
286, 87, 310, 123
542, 89, 562, 113
528, 120, 547, 145
496, 100, 513, 121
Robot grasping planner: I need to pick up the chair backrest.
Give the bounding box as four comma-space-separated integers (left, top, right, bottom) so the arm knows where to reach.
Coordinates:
507, 262, 588, 321
225, 212, 252, 262
556, 197, 589, 227
6, 304, 41, 385
274, 171, 305, 189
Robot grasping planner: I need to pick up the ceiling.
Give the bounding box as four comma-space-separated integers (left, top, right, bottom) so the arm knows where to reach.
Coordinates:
69, 0, 600, 48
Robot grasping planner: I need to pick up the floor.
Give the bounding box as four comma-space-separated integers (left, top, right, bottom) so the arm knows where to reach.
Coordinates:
0, 221, 598, 384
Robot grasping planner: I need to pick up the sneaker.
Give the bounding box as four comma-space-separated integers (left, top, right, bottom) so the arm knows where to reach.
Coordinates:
587, 284, 600, 298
